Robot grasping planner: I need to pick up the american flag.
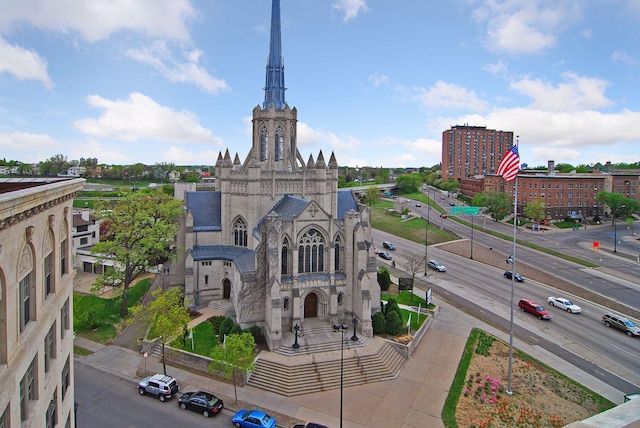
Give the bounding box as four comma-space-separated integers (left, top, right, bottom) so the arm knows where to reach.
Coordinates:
496, 145, 520, 182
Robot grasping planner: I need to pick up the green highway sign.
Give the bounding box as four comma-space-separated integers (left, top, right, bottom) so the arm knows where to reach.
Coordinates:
451, 206, 480, 215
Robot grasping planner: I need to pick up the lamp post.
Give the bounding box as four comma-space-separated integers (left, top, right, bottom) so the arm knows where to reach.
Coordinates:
424, 214, 428, 276
351, 317, 359, 341
333, 324, 349, 428
292, 323, 300, 349
614, 205, 626, 253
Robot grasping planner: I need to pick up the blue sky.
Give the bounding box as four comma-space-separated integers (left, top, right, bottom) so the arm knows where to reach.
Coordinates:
2, 0, 640, 169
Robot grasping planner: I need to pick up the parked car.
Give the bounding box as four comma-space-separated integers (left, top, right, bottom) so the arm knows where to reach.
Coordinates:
427, 260, 447, 272
178, 391, 223, 417
602, 313, 640, 337
504, 270, 524, 282
138, 373, 179, 402
232, 409, 276, 428
547, 297, 582, 314
293, 423, 329, 428
382, 241, 396, 250
415, 203, 422, 207
378, 251, 393, 260
518, 299, 552, 320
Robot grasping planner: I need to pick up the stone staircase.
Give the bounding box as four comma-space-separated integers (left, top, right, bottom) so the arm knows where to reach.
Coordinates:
206, 299, 235, 316
247, 336, 406, 396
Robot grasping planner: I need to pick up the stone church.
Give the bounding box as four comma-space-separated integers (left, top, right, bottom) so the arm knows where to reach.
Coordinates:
181, 0, 379, 351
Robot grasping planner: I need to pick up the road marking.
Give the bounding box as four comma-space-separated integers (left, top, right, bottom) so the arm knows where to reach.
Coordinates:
529, 336, 539, 342
609, 343, 638, 358
595, 370, 605, 377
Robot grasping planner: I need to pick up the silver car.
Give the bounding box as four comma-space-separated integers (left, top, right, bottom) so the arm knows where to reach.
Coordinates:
427, 260, 447, 272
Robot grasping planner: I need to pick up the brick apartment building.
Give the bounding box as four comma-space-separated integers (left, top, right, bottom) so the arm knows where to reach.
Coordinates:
442, 125, 514, 181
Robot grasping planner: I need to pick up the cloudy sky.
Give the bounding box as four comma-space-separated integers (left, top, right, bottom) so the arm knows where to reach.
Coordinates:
1, 0, 640, 169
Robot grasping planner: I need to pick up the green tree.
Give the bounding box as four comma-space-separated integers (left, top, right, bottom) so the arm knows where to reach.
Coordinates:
395, 174, 421, 193
92, 190, 183, 316
132, 287, 192, 375
377, 266, 391, 291
524, 199, 545, 223
208, 333, 256, 404
596, 191, 639, 223
384, 310, 403, 335
440, 179, 460, 192
477, 191, 512, 221
371, 311, 386, 334
364, 187, 379, 205
375, 168, 390, 184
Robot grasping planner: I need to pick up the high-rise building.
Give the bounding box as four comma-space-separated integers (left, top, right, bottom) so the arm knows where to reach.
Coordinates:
442, 125, 514, 181
0, 177, 84, 427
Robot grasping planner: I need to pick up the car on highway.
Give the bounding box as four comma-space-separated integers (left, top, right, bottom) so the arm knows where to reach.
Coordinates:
232, 409, 276, 428
547, 297, 582, 314
518, 299, 552, 320
138, 373, 179, 402
178, 390, 223, 417
415, 203, 422, 207
382, 241, 396, 250
378, 251, 393, 260
602, 313, 640, 337
503, 270, 524, 282
427, 260, 447, 272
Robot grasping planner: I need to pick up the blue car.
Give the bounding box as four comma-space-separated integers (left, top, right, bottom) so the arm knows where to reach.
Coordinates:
232, 409, 276, 428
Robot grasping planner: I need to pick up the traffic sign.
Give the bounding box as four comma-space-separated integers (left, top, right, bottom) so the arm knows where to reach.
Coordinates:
451, 206, 480, 215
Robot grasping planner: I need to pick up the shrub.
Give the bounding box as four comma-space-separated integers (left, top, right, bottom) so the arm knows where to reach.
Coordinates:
385, 310, 404, 335
372, 311, 386, 334
377, 267, 391, 291
229, 324, 243, 335
245, 325, 265, 344
384, 298, 401, 316
218, 317, 235, 337
209, 315, 227, 333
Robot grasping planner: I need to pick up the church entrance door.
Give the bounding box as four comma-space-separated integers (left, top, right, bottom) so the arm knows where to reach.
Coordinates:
304, 293, 318, 318
223, 279, 231, 300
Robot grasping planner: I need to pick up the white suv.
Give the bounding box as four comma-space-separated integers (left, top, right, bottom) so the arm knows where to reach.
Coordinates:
138, 373, 179, 401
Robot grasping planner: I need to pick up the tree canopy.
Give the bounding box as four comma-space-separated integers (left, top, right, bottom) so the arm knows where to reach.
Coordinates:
208, 332, 256, 404
472, 191, 513, 221
92, 190, 183, 316
524, 199, 545, 223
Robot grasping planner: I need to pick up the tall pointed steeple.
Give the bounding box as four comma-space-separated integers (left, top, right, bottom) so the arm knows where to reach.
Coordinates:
263, 0, 286, 109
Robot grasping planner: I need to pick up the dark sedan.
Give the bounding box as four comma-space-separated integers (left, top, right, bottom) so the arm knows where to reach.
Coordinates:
178, 391, 223, 418
503, 270, 524, 282
378, 251, 393, 260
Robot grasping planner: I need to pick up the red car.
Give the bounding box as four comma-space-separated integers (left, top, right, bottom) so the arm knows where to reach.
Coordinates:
518, 299, 552, 320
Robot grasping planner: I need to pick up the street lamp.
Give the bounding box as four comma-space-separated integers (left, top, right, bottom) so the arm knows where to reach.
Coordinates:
351, 317, 359, 341
424, 214, 429, 276
292, 323, 300, 349
614, 205, 626, 253
333, 324, 349, 428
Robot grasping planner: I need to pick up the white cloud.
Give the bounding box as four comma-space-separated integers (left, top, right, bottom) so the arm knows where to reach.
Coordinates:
413, 81, 490, 111
0, 131, 61, 162
472, 0, 580, 54
611, 50, 639, 66
369, 72, 389, 87
0, 0, 196, 42
483, 60, 508, 76
297, 122, 364, 154
68, 139, 132, 165
74, 92, 222, 145
0, 36, 52, 88
125, 41, 229, 93
510, 72, 612, 112
332, 0, 369, 22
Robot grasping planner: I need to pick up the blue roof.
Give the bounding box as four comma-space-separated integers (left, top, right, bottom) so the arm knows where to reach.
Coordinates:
186, 191, 222, 231
191, 245, 255, 273
271, 195, 309, 221
337, 190, 358, 218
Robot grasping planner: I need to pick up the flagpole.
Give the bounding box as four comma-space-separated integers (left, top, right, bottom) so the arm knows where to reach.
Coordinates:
506, 137, 519, 396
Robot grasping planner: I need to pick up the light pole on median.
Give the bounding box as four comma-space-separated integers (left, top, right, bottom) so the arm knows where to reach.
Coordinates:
614, 205, 626, 253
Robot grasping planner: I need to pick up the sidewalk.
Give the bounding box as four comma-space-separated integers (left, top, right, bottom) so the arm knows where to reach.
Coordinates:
74, 294, 625, 428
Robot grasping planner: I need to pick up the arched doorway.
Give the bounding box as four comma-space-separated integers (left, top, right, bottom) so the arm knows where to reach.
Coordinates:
223, 279, 231, 300
304, 292, 318, 318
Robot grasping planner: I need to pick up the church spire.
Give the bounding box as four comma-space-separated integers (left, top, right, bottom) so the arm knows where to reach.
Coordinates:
263, 0, 286, 109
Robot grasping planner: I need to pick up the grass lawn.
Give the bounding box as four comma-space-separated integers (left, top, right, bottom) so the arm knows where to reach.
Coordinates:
371, 200, 457, 246
73, 278, 152, 343
169, 320, 219, 356
382, 290, 435, 308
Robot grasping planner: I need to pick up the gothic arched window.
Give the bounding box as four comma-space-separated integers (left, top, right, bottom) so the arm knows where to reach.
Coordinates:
233, 218, 248, 247
260, 125, 268, 161
275, 124, 284, 161
334, 235, 342, 271
281, 238, 289, 275
297, 228, 325, 273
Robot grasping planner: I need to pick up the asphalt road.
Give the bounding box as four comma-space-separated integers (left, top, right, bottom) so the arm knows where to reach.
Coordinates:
74, 359, 232, 428
372, 228, 640, 393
